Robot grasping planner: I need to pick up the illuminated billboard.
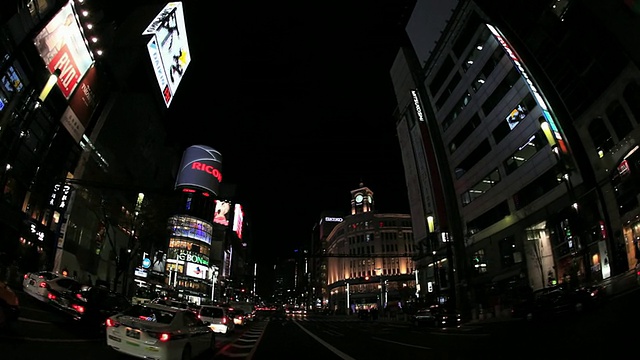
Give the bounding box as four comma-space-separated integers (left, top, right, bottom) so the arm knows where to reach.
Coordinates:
233, 203, 244, 239
213, 200, 231, 226
33, 1, 94, 99
143, 2, 191, 108
175, 145, 222, 196
186, 262, 207, 279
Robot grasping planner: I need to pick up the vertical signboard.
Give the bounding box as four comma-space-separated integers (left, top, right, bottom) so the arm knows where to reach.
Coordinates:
142, 2, 191, 108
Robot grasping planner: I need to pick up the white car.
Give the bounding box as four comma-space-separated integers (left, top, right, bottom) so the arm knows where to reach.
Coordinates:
106, 303, 216, 360
22, 271, 61, 302
196, 305, 234, 335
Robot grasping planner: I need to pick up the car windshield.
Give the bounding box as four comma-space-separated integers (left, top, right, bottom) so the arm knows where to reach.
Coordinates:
121, 305, 176, 324
200, 307, 224, 318
37, 272, 58, 280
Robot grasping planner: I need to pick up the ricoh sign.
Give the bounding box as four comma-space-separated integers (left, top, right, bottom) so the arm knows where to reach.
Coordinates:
175, 145, 223, 196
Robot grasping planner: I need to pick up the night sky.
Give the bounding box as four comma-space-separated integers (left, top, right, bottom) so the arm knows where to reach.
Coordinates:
141, 1, 416, 292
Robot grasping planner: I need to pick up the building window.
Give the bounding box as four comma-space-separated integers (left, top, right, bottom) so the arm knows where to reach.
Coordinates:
471, 249, 487, 275
498, 236, 517, 267
503, 131, 547, 175
587, 117, 614, 156
606, 99, 634, 141
461, 168, 501, 206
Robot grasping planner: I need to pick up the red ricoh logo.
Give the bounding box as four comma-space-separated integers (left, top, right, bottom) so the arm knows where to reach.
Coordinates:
192, 162, 222, 182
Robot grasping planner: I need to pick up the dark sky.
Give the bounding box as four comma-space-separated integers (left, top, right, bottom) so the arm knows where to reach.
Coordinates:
161, 2, 415, 268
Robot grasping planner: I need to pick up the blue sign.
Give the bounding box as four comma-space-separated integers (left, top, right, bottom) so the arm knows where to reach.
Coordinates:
142, 258, 151, 269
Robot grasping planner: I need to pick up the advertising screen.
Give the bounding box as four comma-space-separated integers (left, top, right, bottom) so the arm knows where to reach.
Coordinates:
143, 2, 191, 108
233, 203, 243, 239
33, 1, 93, 99
213, 200, 231, 226
186, 262, 207, 279
175, 145, 222, 196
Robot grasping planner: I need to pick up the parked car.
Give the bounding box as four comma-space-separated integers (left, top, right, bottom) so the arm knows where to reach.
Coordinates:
106, 303, 216, 360
53, 285, 132, 333
22, 271, 62, 302
410, 305, 462, 327
0, 280, 19, 330
528, 283, 600, 321
196, 305, 234, 335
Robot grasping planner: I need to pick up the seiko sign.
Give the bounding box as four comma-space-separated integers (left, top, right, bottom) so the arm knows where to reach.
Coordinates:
175, 145, 223, 196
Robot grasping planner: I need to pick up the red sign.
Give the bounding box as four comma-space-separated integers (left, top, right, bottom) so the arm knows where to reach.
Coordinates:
49, 44, 81, 98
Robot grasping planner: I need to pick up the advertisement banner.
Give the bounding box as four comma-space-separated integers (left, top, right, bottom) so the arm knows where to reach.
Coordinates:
186, 262, 207, 279
143, 2, 191, 107
175, 145, 222, 196
33, 1, 93, 99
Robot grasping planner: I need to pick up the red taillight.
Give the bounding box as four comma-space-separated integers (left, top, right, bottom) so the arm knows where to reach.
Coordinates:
72, 304, 85, 313
148, 331, 171, 342
39, 282, 47, 288
222, 317, 227, 324
48, 293, 56, 300
24, 274, 29, 279
636, 270, 640, 276
105, 318, 119, 327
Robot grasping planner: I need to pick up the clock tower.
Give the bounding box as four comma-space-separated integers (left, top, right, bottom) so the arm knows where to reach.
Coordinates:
350, 182, 374, 215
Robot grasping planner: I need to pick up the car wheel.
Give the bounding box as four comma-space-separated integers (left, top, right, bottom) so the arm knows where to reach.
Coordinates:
181, 344, 192, 360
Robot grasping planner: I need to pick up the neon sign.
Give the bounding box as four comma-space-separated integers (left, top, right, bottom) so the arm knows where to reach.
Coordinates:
486, 24, 569, 155
192, 161, 222, 182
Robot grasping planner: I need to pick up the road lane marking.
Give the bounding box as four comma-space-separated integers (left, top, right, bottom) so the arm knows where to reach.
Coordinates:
371, 336, 431, 349
18, 317, 51, 324
293, 320, 356, 360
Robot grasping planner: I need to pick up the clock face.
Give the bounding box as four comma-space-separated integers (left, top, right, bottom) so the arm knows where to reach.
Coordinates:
355, 194, 364, 203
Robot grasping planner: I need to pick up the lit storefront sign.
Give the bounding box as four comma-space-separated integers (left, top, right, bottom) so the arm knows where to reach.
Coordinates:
411, 89, 425, 122
324, 217, 344, 222
168, 248, 209, 266
49, 183, 72, 211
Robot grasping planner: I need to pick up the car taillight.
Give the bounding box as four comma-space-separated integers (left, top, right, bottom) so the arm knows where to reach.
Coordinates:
105, 318, 120, 327
222, 317, 227, 324
148, 331, 171, 342
39, 282, 48, 288
24, 274, 29, 279
48, 293, 56, 300
72, 304, 85, 313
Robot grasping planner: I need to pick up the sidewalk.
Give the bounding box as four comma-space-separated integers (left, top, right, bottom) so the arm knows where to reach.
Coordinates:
466, 269, 638, 325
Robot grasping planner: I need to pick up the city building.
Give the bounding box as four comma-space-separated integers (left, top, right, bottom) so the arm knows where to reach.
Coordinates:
392, 0, 640, 319
324, 184, 416, 313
